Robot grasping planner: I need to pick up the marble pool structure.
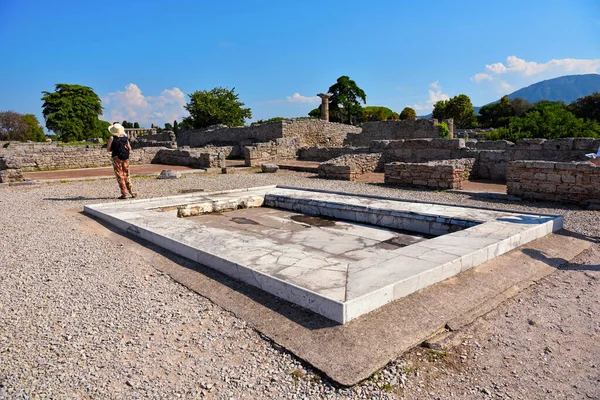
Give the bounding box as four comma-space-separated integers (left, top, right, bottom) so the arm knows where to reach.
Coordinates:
84, 186, 563, 324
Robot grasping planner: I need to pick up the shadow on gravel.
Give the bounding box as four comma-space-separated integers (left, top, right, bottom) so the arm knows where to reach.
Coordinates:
44, 196, 115, 201
82, 211, 339, 331
522, 229, 600, 272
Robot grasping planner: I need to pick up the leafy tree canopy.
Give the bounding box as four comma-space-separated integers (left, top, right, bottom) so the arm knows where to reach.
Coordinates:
41, 84, 103, 142
183, 87, 252, 129
399, 107, 417, 120
494, 101, 600, 141
362, 106, 394, 121
432, 94, 477, 128
173, 120, 179, 135
0, 111, 46, 142
569, 92, 600, 123
328, 76, 366, 125
478, 95, 532, 128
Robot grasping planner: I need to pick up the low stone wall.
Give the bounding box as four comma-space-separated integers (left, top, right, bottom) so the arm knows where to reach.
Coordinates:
282, 120, 362, 147
371, 138, 469, 164
506, 160, 600, 206
318, 153, 384, 181
345, 118, 453, 146
243, 138, 301, 167
0, 156, 23, 183
384, 158, 475, 189
0, 142, 163, 171
298, 146, 370, 162
371, 138, 600, 182
132, 140, 176, 149
136, 132, 174, 142
152, 149, 226, 168
177, 120, 362, 148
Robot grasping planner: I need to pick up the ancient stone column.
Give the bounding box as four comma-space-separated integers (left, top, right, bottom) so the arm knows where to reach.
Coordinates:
317, 93, 333, 121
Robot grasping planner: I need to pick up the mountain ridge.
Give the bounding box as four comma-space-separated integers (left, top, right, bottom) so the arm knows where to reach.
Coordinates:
418, 74, 600, 118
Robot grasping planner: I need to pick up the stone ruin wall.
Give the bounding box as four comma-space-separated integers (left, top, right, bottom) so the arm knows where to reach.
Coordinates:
281, 120, 362, 147
384, 158, 476, 190
317, 153, 384, 181
0, 142, 163, 172
243, 138, 301, 167
507, 161, 600, 206
301, 137, 600, 182
298, 146, 371, 162
344, 118, 453, 147
176, 120, 361, 149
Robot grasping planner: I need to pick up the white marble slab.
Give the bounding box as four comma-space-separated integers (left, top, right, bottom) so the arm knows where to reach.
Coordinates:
85, 186, 563, 324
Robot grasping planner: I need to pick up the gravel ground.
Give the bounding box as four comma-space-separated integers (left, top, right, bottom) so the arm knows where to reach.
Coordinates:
0, 170, 599, 399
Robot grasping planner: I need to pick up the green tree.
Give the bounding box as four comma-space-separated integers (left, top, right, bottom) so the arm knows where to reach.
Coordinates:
478, 95, 532, 128
0, 111, 27, 141
308, 107, 321, 118
570, 92, 600, 123
183, 87, 251, 129
496, 101, 600, 141
22, 114, 45, 142
0, 111, 46, 142
164, 122, 173, 131
362, 106, 394, 121
96, 120, 111, 141
173, 120, 179, 135
133, 122, 140, 129
399, 107, 417, 120
328, 76, 367, 125
41, 84, 103, 142
121, 120, 134, 129
432, 94, 477, 128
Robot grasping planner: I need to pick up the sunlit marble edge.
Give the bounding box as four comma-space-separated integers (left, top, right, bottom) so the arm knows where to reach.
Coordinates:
85, 186, 563, 324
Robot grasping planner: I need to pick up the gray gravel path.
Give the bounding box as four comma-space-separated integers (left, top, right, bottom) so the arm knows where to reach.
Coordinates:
0, 170, 598, 399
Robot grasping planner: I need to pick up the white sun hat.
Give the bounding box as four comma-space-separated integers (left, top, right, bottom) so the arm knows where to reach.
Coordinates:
108, 123, 125, 135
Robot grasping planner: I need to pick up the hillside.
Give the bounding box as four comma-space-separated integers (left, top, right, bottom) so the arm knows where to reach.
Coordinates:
418, 74, 600, 118
506, 74, 600, 104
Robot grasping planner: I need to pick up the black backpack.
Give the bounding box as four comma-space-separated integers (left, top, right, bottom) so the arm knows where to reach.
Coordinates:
114, 136, 130, 160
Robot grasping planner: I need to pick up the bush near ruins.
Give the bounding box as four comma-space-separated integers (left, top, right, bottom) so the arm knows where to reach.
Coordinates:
183, 87, 252, 129
41, 84, 105, 142
437, 122, 450, 138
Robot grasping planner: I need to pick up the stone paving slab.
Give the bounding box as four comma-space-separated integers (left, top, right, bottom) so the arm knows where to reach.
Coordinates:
85, 186, 563, 324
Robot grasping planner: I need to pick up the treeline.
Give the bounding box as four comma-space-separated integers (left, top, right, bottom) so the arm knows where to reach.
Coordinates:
433, 92, 600, 140
0, 111, 45, 142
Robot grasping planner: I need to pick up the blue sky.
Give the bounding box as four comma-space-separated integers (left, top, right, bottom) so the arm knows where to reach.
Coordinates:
1, 0, 599, 129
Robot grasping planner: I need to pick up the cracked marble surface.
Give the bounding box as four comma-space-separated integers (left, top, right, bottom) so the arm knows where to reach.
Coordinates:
85, 186, 562, 324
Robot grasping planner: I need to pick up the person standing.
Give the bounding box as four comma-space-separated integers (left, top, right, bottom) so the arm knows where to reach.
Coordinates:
107, 123, 137, 199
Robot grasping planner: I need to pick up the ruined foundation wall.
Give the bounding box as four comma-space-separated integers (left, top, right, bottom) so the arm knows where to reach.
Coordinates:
506, 160, 600, 206
0, 142, 162, 171
297, 146, 371, 162
317, 153, 384, 181
282, 120, 362, 147
243, 138, 301, 167
345, 119, 451, 146
384, 158, 475, 190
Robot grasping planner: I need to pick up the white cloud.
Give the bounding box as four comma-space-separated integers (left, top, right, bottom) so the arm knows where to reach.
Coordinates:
101, 83, 188, 127
500, 80, 512, 91
413, 83, 450, 113
472, 55, 600, 83
470, 73, 493, 83
286, 93, 320, 104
